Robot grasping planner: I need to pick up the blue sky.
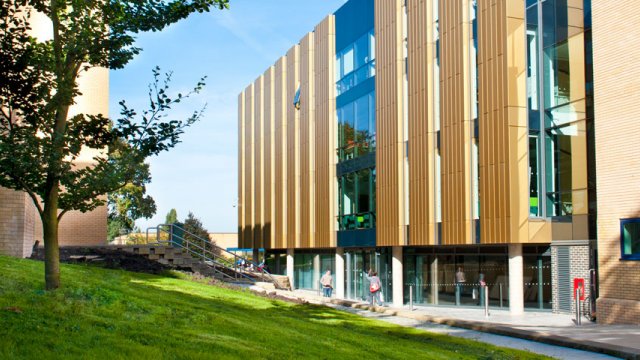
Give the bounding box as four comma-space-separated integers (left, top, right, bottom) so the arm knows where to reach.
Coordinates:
109, 0, 346, 232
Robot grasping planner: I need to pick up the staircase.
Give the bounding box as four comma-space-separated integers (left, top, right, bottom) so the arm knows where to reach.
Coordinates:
128, 224, 288, 289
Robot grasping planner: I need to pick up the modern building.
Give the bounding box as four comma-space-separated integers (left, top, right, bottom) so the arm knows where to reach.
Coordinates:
0, 11, 108, 257
239, 0, 638, 324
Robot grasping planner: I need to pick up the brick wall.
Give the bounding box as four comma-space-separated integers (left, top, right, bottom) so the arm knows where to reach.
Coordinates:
592, 0, 640, 325
551, 244, 591, 314
0, 187, 30, 257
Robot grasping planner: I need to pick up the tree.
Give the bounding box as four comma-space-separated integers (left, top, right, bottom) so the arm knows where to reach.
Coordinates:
165, 208, 178, 225
107, 161, 157, 241
183, 211, 219, 257
0, 0, 229, 289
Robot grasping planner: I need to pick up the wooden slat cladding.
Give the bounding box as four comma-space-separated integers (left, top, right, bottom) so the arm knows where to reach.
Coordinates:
314, 16, 336, 249
439, 0, 473, 245
375, 0, 405, 247
253, 76, 264, 248
243, 84, 254, 248
286, 45, 300, 248
477, 0, 528, 244
263, 67, 275, 249
407, 0, 436, 246
238, 92, 245, 248
299, 33, 315, 249
274, 57, 287, 249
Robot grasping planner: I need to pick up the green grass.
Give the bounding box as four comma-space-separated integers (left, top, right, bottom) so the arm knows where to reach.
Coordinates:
0, 256, 549, 359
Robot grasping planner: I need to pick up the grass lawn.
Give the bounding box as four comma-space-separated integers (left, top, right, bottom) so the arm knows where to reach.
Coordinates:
0, 255, 549, 359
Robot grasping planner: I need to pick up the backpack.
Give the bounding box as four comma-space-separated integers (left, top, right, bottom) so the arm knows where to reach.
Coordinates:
370, 281, 380, 292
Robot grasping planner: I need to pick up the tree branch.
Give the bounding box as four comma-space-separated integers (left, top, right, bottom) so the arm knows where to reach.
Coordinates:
10, 174, 44, 217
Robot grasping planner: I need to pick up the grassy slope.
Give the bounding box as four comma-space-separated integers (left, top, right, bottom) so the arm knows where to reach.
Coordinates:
0, 256, 548, 360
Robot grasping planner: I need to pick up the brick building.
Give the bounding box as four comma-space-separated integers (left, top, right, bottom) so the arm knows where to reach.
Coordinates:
0, 11, 108, 257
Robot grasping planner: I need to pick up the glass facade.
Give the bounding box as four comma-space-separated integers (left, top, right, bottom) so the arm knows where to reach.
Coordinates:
345, 248, 392, 303
404, 247, 509, 308
336, 30, 375, 96
337, 91, 376, 161
338, 168, 376, 230
526, 0, 590, 219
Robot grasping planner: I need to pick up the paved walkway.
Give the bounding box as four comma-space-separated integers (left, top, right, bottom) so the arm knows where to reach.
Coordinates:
264, 288, 639, 360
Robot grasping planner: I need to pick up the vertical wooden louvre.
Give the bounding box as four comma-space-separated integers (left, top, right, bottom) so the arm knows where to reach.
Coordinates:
439, 0, 473, 245
274, 57, 287, 249
263, 67, 275, 249
253, 76, 264, 249
243, 84, 254, 248
477, 0, 528, 244
286, 45, 300, 248
299, 33, 315, 249
238, 92, 245, 248
375, 0, 405, 247
407, 0, 436, 246
314, 15, 337, 249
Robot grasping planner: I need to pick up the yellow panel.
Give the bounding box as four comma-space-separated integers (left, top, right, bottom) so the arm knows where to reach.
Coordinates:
243, 84, 254, 248
274, 57, 287, 249
263, 67, 274, 249
375, 0, 405, 247
478, 0, 528, 244
299, 33, 315, 249
407, 0, 435, 246
314, 15, 336, 249
440, 0, 472, 245
238, 91, 245, 248
286, 45, 300, 249
253, 76, 264, 248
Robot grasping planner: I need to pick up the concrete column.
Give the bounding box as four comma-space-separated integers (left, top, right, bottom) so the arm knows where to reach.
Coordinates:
286, 248, 295, 289
312, 254, 321, 291
392, 246, 404, 307
430, 256, 439, 305
335, 248, 345, 299
252, 248, 260, 265
509, 244, 524, 315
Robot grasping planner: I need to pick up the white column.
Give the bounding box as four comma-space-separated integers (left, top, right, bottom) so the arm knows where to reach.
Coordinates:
313, 254, 321, 291
335, 248, 345, 299
509, 244, 524, 315
286, 248, 295, 289
392, 246, 404, 308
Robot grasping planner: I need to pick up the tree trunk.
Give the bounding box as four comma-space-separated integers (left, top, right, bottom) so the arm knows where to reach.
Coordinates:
42, 188, 60, 290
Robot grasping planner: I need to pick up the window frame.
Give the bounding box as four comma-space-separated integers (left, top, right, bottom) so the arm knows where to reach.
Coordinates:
620, 218, 640, 260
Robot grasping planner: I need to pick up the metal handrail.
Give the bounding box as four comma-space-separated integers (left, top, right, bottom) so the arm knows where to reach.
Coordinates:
146, 224, 284, 289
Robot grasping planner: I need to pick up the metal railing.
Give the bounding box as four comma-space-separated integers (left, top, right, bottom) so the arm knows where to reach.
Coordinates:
144, 223, 284, 289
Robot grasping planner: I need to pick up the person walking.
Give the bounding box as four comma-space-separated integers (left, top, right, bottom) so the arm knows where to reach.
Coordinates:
364, 269, 383, 306
455, 267, 466, 306
320, 269, 333, 297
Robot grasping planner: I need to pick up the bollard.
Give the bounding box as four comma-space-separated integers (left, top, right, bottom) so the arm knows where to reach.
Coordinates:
499, 283, 503, 308
575, 287, 582, 326
410, 285, 414, 311
484, 285, 490, 318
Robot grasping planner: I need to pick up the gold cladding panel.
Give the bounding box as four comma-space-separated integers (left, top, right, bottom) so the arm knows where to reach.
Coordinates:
243, 84, 254, 248
286, 45, 300, 249
440, 0, 472, 245
238, 92, 245, 248
477, 0, 529, 244
299, 33, 315, 249
314, 16, 336, 249
375, 0, 404, 247
263, 67, 274, 249
274, 57, 287, 249
407, 0, 436, 246
253, 76, 263, 248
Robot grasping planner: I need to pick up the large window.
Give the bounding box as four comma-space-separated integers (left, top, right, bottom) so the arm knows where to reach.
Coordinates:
621, 219, 640, 260
338, 168, 375, 230
526, 0, 589, 218
337, 92, 375, 161
336, 30, 375, 95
